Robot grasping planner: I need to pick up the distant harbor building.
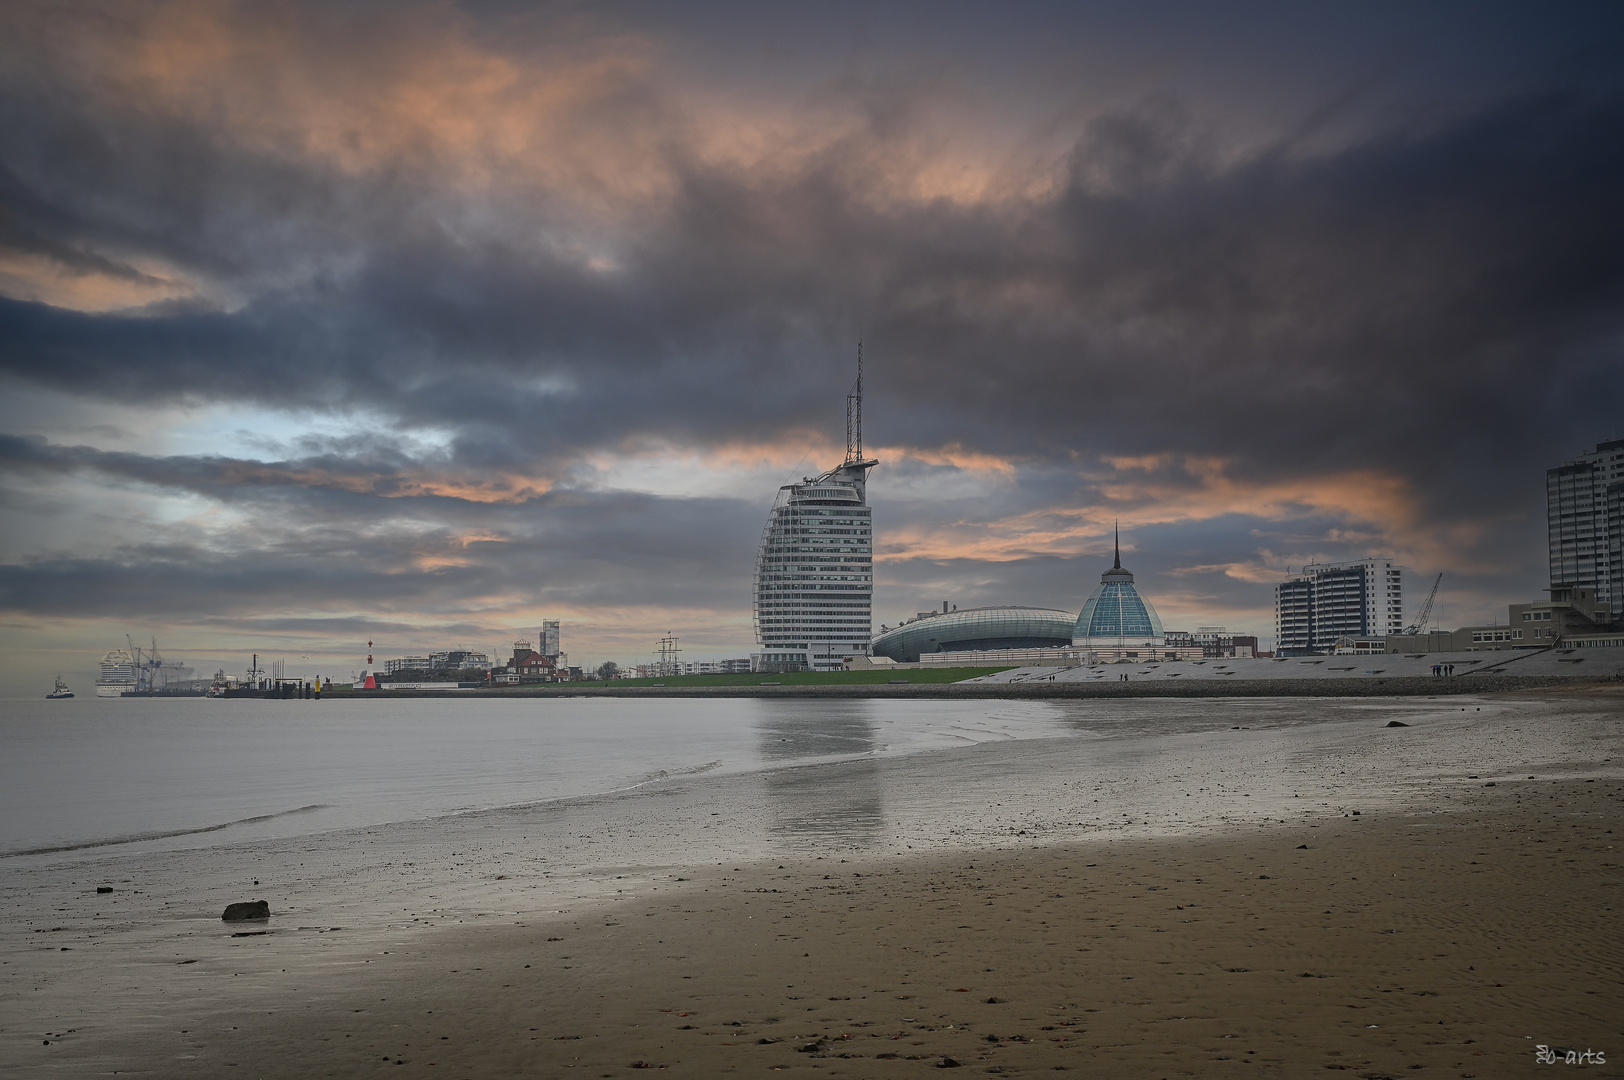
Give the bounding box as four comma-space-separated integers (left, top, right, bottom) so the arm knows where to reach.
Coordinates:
870, 605, 1076, 664
1384, 584, 1618, 654
872, 534, 1208, 666
1548, 438, 1624, 620
632, 658, 754, 677
489, 639, 561, 683
96, 649, 137, 698
1164, 627, 1259, 658
752, 352, 876, 673
542, 620, 561, 658
1275, 558, 1407, 656
383, 650, 491, 677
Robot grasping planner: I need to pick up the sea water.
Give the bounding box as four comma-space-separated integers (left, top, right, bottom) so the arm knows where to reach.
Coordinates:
0, 696, 1081, 859
0, 693, 1466, 862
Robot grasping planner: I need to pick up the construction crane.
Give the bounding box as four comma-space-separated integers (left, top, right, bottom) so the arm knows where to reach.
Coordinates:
1401, 573, 1443, 635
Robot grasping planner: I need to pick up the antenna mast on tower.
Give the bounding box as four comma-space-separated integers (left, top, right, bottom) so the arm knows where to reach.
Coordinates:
845, 341, 864, 466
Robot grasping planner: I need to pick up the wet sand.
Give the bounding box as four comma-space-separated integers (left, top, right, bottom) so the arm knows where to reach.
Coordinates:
4, 691, 1621, 1077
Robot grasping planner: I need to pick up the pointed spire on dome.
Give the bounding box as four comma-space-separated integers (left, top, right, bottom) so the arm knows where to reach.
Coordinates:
1101, 521, 1133, 581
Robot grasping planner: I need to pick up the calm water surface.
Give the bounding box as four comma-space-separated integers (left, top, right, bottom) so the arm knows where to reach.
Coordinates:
0, 696, 1074, 857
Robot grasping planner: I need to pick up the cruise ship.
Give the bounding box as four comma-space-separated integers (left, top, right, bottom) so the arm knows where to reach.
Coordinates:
96, 649, 137, 697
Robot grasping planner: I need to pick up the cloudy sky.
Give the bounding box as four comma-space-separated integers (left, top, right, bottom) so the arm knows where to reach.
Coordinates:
2, 0, 1622, 689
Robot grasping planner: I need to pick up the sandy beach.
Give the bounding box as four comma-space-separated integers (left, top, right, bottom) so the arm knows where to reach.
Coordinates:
3, 689, 1621, 1077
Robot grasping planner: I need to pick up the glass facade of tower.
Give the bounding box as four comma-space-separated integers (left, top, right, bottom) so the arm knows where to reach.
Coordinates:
753, 459, 876, 672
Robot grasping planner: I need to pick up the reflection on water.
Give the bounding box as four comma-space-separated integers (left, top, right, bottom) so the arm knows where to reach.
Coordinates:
753, 701, 885, 847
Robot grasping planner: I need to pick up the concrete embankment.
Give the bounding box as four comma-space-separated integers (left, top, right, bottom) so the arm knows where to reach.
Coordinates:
350, 674, 1605, 699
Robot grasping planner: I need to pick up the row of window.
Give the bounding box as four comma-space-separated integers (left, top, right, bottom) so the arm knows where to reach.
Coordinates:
778, 508, 871, 517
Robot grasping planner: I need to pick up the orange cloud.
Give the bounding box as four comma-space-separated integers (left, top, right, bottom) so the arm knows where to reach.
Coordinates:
0, 250, 204, 313
878, 456, 1425, 564
202, 461, 553, 503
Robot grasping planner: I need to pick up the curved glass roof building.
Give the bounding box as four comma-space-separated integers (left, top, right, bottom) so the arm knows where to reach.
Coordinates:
1073, 536, 1164, 645
870, 606, 1076, 664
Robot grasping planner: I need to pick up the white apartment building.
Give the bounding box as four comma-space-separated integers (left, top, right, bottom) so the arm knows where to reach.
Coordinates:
1275, 558, 1407, 656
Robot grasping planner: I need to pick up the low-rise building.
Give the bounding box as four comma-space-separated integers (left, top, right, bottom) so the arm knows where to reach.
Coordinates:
1385, 585, 1616, 653
1165, 627, 1259, 658
490, 639, 562, 683
918, 643, 1206, 667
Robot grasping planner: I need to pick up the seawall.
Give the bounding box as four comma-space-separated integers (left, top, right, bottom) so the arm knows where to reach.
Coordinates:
344, 674, 1607, 700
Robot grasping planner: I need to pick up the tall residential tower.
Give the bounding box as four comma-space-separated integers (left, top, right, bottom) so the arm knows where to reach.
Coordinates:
752, 349, 877, 672
1548, 438, 1624, 620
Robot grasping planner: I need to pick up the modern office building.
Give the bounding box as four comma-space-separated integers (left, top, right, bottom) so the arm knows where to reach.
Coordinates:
870, 605, 1076, 664
1274, 558, 1407, 656
541, 620, 561, 658
1548, 438, 1624, 620
752, 353, 877, 672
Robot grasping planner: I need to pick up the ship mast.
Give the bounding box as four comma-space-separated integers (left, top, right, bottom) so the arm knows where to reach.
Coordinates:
845, 341, 864, 466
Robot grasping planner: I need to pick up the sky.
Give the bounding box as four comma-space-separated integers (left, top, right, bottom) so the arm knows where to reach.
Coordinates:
2, 0, 1622, 690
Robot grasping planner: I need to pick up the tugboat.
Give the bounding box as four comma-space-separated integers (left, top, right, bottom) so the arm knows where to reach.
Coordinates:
46, 675, 74, 699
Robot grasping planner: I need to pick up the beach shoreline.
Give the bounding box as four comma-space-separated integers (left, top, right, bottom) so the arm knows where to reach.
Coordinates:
4, 690, 1621, 1077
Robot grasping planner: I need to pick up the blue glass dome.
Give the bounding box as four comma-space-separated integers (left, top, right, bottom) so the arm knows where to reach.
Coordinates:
1073, 543, 1163, 644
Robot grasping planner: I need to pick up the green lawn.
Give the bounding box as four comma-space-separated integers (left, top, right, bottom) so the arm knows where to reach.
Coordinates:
562, 667, 1015, 688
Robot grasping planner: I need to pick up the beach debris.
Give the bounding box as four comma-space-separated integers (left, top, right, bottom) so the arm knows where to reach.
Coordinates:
222, 900, 270, 921
96, 886, 113, 894
985, 996, 1005, 1004
1297, 844, 1309, 849
1385, 720, 1410, 727
936, 1057, 963, 1068
797, 1040, 826, 1053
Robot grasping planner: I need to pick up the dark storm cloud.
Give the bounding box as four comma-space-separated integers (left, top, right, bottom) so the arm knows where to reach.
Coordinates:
2, 0, 1623, 666
0, 488, 760, 622
2, 41, 1620, 505
0, 432, 760, 623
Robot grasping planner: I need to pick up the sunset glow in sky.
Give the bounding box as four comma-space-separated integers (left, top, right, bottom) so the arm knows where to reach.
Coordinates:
2, 1, 1622, 687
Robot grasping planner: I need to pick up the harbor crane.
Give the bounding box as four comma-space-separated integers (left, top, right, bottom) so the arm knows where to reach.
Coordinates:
1400, 573, 1443, 635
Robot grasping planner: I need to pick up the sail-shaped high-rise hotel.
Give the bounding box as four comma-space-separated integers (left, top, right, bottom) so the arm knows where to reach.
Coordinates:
752, 350, 877, 672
